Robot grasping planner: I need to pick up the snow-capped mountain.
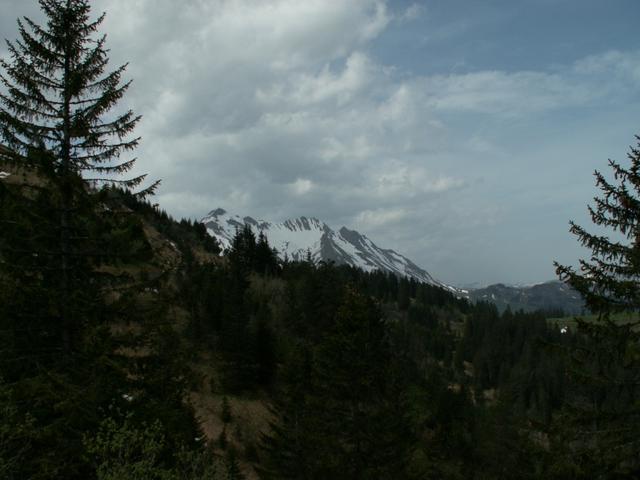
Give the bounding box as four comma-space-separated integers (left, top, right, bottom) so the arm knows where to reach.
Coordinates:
201, 208, 447, 287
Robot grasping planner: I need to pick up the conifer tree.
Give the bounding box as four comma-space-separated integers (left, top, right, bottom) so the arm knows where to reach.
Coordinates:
261, 288, 410, 479
0, 0, 149, 188
0, 0, 157, 348
258, 344, 319, 480
225, 449, 245, 480
316, 287, 411, 478
0, 2, 162, 477
255, 231, 278, 275
397, 277, 411, 310
555, 135, 640, 475
252, 301, 277, 388
228, 224, 257, 274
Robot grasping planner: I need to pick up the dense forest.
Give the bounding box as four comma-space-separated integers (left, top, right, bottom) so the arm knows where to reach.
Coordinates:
1, 1, 639, 479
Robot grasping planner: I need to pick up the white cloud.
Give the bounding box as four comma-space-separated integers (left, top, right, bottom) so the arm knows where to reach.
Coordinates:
573, 50, 640, 82
414, 51, 640, 116
419, 70, 593, 114
367, 162, 464, 197
398, 3, 425, 23
257, 52, 375, 107
355, 207, 409, 229
289, 178, 314, 195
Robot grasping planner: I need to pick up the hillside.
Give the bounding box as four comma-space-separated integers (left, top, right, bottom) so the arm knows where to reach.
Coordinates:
468, 280, 585, 314
0, 155, 602, 480
0, 166, 605, 478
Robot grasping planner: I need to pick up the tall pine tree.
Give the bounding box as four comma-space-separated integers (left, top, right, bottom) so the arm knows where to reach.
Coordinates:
555, 135, 640, 476
0, 0, 148, 186
0, 0, 157, 347
0, 2, 160, 477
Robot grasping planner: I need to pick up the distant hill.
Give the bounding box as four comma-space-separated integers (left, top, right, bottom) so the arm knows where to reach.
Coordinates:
467, 280, 585, 314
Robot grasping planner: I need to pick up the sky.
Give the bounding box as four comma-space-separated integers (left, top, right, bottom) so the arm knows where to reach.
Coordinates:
2, 0, 640, 287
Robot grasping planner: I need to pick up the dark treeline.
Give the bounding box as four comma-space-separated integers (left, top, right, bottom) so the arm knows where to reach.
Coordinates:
1, 167, 635, 478
170, 207, 578, 479
456, 303, 569, 423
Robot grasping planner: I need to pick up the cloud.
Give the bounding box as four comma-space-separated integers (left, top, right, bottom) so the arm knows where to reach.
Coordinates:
355, 207, 409, 229
366, 162, 465, 197
419, 70, 592, 115
397, 3, 426, 23
415, 51, 640, 116
257, 52, 375, 107
573, 50, 640, 82
289, 178, 314, 196
2, 1, 640, 285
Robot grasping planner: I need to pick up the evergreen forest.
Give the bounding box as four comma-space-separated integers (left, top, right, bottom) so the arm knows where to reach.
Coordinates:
0, 1, 638, 479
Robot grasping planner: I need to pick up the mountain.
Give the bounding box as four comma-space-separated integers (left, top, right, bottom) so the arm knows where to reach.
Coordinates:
467, 280, 585, 314
201, 208, 449, 287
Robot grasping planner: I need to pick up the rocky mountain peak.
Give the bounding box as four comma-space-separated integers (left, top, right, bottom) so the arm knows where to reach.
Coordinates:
201, 208, 452, 288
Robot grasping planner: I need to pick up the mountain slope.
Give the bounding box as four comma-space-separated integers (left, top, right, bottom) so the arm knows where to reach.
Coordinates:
201, 208, 445, 286
467, 280, 585, 314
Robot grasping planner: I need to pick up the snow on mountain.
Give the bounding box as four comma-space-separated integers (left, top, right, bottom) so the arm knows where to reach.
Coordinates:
201, 208, 448, 287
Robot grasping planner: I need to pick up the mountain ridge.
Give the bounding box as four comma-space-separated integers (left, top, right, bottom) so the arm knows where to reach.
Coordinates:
467, 280, 585, 314
201, 208, 451, 289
